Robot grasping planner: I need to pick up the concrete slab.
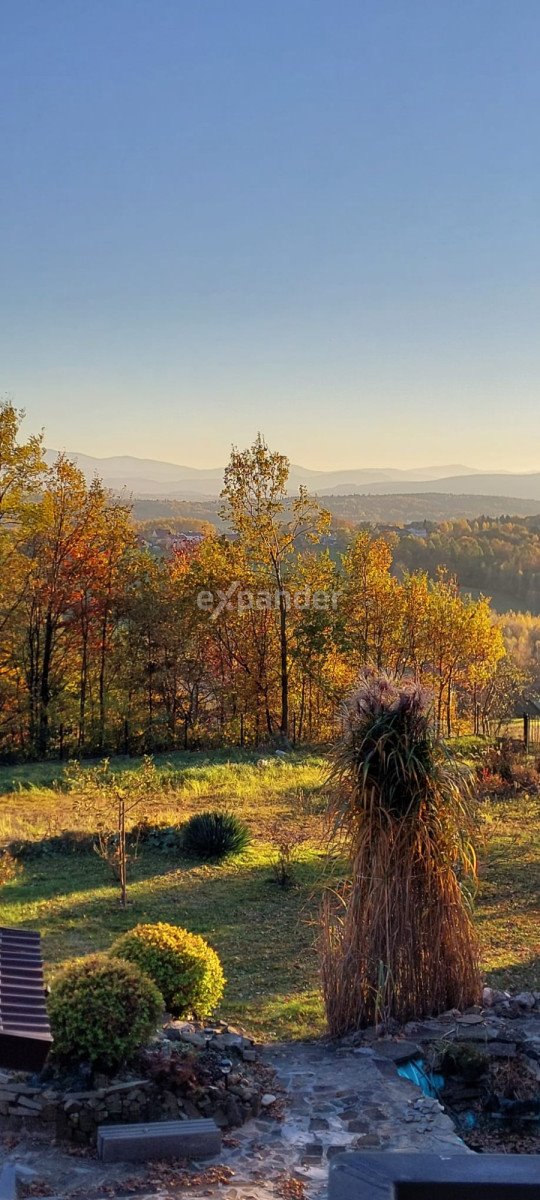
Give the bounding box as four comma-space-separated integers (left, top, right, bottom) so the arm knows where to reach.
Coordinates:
97, 1118, 221, 1163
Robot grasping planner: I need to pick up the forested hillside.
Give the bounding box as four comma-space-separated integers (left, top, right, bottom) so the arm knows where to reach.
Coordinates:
131, 493, 540, 527
395, 517, 540, 614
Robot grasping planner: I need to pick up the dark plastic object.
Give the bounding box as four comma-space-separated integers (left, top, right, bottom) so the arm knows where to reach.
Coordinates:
329, 1152, 540, 1199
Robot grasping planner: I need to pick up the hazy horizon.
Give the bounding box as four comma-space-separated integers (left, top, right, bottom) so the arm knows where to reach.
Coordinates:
44, 444, 479, 474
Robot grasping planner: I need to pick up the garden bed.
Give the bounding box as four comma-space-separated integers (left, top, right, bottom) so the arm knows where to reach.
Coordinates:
385, 990, 540, 1154
0, 1021, 278, 1144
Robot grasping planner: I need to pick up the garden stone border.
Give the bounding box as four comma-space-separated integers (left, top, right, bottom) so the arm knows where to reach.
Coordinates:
0, 1021, 268, 1144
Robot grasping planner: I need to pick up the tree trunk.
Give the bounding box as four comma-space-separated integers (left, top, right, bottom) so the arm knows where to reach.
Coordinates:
118, 793, 127, 908
38, 613, 54, 757
98, 610, 108, 751
78, 606, 89, 752
279, 589, 288, 738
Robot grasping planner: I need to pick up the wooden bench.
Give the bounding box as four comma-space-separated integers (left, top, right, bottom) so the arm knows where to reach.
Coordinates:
97, 1118, 221, 1163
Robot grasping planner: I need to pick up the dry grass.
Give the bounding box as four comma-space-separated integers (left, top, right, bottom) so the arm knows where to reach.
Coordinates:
321, 674, 482, 1034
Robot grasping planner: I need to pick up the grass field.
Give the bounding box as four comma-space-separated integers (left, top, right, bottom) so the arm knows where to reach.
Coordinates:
0, 748, 538, 1039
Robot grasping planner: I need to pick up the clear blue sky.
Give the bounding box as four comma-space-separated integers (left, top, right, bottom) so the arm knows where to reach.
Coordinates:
1, 0, 539, 470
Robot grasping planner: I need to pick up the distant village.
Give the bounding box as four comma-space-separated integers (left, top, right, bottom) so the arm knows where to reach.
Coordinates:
136, 527, 206, 556
136, 522, 430, 560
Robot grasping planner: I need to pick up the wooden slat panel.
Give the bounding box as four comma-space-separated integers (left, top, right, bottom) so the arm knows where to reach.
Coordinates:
0, 928, 52, 1071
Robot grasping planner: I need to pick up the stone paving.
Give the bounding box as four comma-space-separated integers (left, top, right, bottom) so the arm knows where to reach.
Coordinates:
2, 1038, 467, 1199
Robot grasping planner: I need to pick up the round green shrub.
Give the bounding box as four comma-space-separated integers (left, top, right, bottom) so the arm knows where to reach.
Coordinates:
110, 922, 225, 1018
47, 953, 164, 1070
182, 810, 249, 860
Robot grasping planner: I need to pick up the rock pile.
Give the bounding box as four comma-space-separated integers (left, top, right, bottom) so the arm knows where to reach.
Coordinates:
0, 1020, 272, 1144
344, 988, 540, 1154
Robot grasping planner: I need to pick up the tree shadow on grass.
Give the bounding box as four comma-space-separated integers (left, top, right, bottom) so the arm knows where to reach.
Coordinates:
1, 850, 333, 1027
484, 954, 540, 994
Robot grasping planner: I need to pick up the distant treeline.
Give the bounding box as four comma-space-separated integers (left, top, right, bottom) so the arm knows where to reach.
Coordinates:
0, 410, 507, 759
130, 500, 540, 615
131, 493, 540, 528
395, 516, 540, 614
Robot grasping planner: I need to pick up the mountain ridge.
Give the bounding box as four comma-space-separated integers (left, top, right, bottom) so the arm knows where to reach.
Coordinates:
43, 450, 540, 502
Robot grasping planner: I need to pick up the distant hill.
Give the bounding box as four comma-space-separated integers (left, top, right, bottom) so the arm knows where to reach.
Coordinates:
317, 472, 540, 502
130, 493, 540, 527
43, 450, 223, 496
45, 449, 482, 498
45, 450, 540, 506
320, 493, 540, 524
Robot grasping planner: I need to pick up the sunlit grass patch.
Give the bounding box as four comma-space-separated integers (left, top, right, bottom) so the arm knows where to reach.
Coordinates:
0, 751, 537, 1039
476, 794, 540, 994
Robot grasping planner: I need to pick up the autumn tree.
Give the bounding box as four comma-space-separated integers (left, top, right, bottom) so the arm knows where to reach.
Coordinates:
221, 435, 330, 738
339, 532, 403, 673
0, 402, 46, 740
20, 456, 133, 756
288, 550, 341, 740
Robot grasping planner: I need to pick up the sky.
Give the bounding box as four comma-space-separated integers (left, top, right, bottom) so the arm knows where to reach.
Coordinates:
1, 0, 540, 472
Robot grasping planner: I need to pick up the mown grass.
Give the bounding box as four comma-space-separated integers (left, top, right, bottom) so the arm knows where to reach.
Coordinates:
0, 750, 538, 1038
0, 750, 326, 840
475, 792, 540, 994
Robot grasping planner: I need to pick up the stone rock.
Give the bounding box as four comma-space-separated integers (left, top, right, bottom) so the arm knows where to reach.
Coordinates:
453, 1024, 500, 1042
354, 1133, 382, 1147
496, 999, 522, 1019
309, 1117, 329, 1131
363, 1105, 386, 1121
166, 1024, 207, 1049
303, 1143, 323, 1157
372, 1040, 420, 1064
224, 1096, 243, 1126
516, 991, 536, 1011
261, 1093, 277, 1107
485, 1041, 517, 1058
483, 986, 510, 1007
16, 1097, 42, 1112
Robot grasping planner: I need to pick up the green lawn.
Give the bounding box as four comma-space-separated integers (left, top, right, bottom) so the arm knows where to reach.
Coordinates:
475, 792, 540, 995
0, 749, 538, 1038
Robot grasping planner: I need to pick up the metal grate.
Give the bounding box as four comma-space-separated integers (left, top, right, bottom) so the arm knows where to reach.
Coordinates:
0, 927, 52, 1071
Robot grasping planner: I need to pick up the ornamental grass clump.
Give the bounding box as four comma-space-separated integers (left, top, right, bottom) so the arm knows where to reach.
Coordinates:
47, 954, 164, 1071
182, 810, 249, 861
321, 671, 481, 1036
110, 922, 225, 1018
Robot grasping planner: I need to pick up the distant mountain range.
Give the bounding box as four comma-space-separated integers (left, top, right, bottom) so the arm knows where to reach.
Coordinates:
44, 450, 540, 503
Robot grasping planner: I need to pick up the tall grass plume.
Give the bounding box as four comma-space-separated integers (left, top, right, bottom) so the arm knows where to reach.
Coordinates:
321, 671, 481, 1035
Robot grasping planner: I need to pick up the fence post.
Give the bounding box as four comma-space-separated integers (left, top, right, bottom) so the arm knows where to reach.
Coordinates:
523, 713, 530, 752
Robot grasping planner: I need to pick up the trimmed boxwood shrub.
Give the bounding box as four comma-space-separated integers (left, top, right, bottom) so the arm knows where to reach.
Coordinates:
182, 810, 249, 861
110, 922, 225, 1018
47, 954, 164, 1070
